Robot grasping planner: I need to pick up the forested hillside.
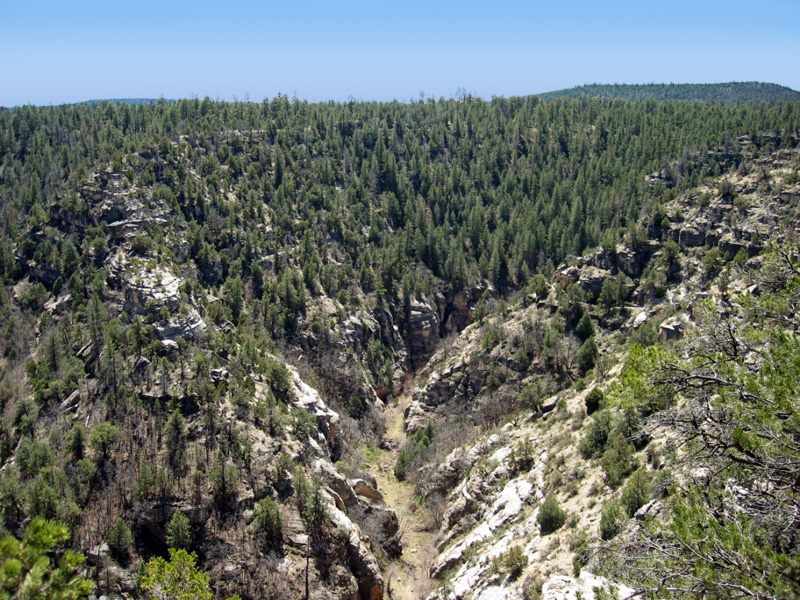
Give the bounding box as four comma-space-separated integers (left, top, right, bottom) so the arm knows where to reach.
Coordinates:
0, 95, 799, 599
537, 82, 800, 104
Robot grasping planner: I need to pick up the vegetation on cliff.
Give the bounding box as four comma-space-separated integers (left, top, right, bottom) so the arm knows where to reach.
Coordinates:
0, 93, 798, 598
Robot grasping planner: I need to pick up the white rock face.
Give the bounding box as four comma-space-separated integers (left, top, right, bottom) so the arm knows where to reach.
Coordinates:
290, 366, 341, 451
486, 479, 534, 532
125, 265, 183, 311
431, 478, 536, 579
474, 587, 515, 600
156, 307, 207, 341
542, 573, 635, 600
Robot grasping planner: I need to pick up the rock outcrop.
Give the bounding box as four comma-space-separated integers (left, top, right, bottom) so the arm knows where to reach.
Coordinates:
541, 573, 635, 600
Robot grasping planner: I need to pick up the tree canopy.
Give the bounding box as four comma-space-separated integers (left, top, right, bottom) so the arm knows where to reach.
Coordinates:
0, 518, 93, 600
597, 244, 800, 599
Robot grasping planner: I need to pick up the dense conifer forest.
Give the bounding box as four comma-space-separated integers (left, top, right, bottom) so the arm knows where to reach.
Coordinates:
0, 93, 799, 599
537, 82, 800, 104
2, 96, 798, 308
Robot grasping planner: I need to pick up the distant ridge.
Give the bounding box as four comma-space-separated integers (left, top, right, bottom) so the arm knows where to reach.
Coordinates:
537, 82, 800, 104
82, 98, 167, 106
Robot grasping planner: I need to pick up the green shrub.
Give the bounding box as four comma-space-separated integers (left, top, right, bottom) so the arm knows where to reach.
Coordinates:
210, 456, 239, 506
18, 282, 48, 312
0, 518, 94, 599
620, 469, 652, 517
576, 311, 595, 340
141, 548, 211, 600
600, 433, 637, 487
651, 468, 675, 498
302, 476, 328, 533
493, 545, 528, 580
599, 499, 626, 540
537, 496, 566, 535
394, 422, 434, 480
598, 276, 625, 309
629, 319, 659, 347
521, 383, 544, 412
579, 410, 614, 458
89, 422, 120, 459
481, 324, 504, 351
584, 387, 605, 415
511, 439, 535, 473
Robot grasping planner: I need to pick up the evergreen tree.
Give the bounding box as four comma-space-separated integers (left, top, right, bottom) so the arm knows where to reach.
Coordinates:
577, 336, 599, 372
166, 510, 192, 550
141, 548, 212, 600
252, 497, 282, 550
537, 496, 566, 535
0, 518, 93, 599
104, 517, 132, 562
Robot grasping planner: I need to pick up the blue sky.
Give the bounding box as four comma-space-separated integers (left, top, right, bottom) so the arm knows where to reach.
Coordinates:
2, 0, 799, 106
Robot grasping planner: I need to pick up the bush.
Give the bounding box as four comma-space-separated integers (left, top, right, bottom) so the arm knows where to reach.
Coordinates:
577, 337, 598, 372
130, 235, 154, 255
600, 434, 637, 487
584, 387, 604, 415
717, 179, 734, 198
579, 410, 614, 458
0, 518, 94, 599
599, 499, 626, 540
537, 496, 566, 535
521, 383, 544, 412
141, 549, 211, 600
18, 282, 48, 312
620, 469, 651, 517
481, 324, 504, 351
493, 545, 528, 580
598, 276, 625, 309
89, 422, 120, 459
394, 422, 434, 480
302, 476, 328, 533
210, 456, 239, 506
629, 319, 659, 347
576, 311, 595, 340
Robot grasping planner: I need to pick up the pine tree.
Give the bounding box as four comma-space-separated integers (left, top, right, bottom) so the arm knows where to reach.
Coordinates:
0, 518, 93, 599
166, 510, 192, 550
105, 517, 132, 562
577, 336, 599, 372
252, 497, 283, 550
141, 549, 212, 600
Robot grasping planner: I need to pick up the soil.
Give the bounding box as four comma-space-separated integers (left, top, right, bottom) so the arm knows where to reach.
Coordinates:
368, 394, 439, 600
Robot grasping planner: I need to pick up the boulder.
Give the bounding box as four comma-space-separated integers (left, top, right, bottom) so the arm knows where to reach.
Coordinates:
351, 479, 384, 502
314, 460, 358, 509
327, 504, 384, 600
154, 308, 207, 341
540, 395, 559, 414
658, 316, 687, 343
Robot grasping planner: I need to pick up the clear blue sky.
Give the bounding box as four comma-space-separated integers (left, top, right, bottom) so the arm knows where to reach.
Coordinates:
2, 0, 799, 107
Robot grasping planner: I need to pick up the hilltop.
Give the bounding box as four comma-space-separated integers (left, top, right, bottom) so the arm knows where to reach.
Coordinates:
537, 82, 800, 103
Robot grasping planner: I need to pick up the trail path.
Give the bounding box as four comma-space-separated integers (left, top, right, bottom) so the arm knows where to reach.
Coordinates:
369, 394, 438, 600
